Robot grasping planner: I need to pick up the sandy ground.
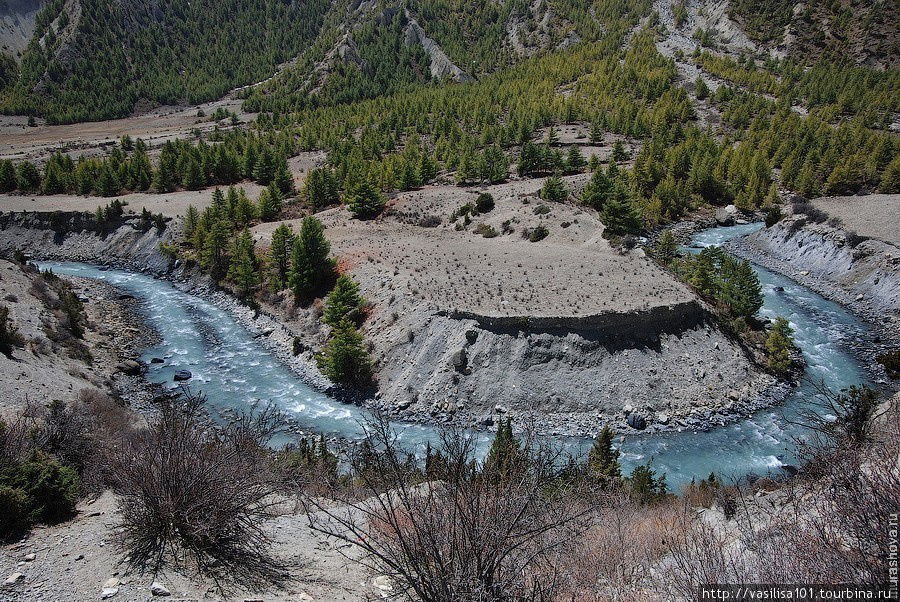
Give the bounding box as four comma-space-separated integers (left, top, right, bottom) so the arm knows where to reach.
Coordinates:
0, 491, 375, 602
0, 98, 254, 163
254, 176, 692, 318
811, 194, 900, 247
0, 260, 107, 418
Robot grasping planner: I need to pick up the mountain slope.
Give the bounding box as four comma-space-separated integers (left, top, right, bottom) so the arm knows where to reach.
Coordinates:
0, 0, 331, 123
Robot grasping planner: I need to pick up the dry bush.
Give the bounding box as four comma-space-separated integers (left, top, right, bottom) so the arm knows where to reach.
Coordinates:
104, 388, 289, 591
305, 414, 598, 601
557, 492, 683, 601
666, 506, 753, 596
666, 391, 900, 592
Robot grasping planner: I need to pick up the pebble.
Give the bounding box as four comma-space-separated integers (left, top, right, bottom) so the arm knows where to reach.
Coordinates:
150, 581, 171, 596
23, 553, 35, 562
4, 572, 25, 585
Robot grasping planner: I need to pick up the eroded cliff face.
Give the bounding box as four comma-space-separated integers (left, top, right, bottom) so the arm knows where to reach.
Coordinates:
0, 0, 43, 59
372, 300, 774, 435
0, 211, 177, 274
730, 216, 900, 333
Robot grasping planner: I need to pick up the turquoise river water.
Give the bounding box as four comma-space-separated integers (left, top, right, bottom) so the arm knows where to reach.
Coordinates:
38, 223, 874, 487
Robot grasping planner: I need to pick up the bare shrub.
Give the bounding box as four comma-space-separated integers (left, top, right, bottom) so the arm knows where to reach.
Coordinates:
105, 388, 289, 591
667, 388, 900, 591
558, 492, 683, 600
304, 414, 597, 601
791, 202, 827, 223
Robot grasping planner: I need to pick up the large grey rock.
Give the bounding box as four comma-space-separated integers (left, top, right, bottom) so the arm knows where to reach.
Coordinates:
117, 360, 142, 376
404, 18, 474, 82
173, 370, 192, 382
626, 413, 647, 430
150, 581, 171, 596
452, 348, 468, 372
715, 205, 739, 226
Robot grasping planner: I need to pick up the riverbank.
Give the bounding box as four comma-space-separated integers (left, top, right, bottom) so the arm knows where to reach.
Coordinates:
726, 214, 899, 389
3, 209, 798, 438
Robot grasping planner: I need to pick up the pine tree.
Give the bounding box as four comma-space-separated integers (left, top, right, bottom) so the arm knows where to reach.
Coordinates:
484, 417, 521, 481
227, 229, 260, 300
611, 140, 629, 162
0, 160, 16, 192
257, 185, 283, 222
184, 205, 200, 242
581, 167, 615, 209
318, 317, 373, 388
233, 188, 257, 227
211, 187, 227, 217
153, 157, 176, 193
181, 155, 204, 190
273, 154, 294, 194
589, 120, 604, 144
880, 155, 900, 193
695, 76, 710, 100
129, 142, 153, 191
565, 145, 587, 174
418, 152, 438, 183
398, 159, 421, 191
253, 147, 275, 184
201, 219, 231, 281
290, 216, 336, 304
16, 161, 41, 191
41, 162, 65, 195
481, 144, 509, 184
654, 229, 678, 266
268, 223, 296, 291
455, 149, 476, 185
588, 425, 621, 481
518, 141, 541, 177
345, 179, 385, 219
691, 247, 719, 298
324, 274, 364, 326
544, 126, 559, 146
600, 185, 642, 236
539, 173, 568, 202
627, 461, 668, 505
95, 164, 120, 197
719, 256, 763, 318
766, 316, 794, 375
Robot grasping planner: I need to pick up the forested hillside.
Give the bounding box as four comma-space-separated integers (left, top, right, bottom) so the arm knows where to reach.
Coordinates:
0, 0, 331, 123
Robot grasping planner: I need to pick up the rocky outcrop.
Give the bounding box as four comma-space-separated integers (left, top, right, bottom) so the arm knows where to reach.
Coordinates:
374, 300, 774, 435
404, 16, 474, 83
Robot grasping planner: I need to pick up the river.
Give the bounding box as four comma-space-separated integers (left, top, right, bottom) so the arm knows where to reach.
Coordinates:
37, 222, 873, 487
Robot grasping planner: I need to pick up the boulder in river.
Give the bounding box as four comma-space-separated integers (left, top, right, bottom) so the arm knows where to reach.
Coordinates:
715, 205, 739, 226
173, 370, 192, 382
117, 360, 143, 376
627, 413, 647, 430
